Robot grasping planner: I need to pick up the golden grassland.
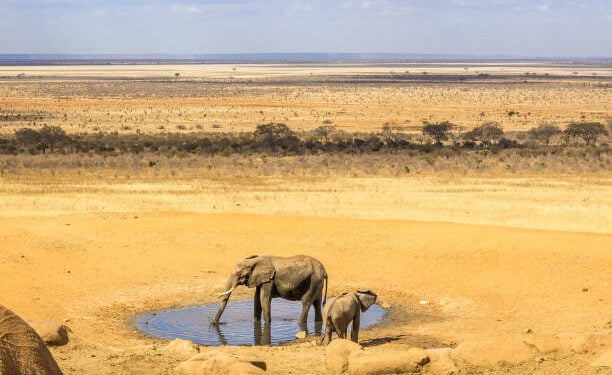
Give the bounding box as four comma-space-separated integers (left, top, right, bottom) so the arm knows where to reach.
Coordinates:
0, 62, 610, 136
1, 153, 610, 234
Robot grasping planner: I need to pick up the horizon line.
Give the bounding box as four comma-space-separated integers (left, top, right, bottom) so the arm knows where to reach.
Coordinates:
1, 52, 611, 62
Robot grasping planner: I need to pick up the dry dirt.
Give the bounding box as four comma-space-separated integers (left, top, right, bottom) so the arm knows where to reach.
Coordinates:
1, 173, 611, 374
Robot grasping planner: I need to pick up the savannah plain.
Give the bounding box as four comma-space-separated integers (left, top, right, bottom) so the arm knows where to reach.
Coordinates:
0, 62, 611, 374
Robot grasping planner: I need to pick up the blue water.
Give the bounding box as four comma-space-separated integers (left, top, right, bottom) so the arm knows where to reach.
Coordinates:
134, 299, 386, 346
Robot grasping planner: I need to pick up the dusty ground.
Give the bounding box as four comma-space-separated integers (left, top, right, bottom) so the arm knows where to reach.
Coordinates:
1, 172, 610, 374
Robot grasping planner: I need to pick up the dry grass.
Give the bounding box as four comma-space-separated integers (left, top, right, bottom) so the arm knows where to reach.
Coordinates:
1, 63, 610, 135
1, 153, 610, 234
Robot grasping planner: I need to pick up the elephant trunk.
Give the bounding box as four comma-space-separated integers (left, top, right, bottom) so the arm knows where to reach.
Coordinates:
212, 276, 238, 323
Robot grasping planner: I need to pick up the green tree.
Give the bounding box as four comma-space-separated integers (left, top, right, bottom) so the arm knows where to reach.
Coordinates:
422, 121, 453, 145
564, 122, 607, 145
528, 123, 561, 146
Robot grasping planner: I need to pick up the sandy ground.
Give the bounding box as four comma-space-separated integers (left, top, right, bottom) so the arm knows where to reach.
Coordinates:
1, 173, 611, 374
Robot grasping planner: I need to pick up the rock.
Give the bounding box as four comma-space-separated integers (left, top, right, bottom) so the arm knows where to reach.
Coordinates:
326, 340, 431, 375
32, 321, 71, 346
424, 348, 459, 375
381, 302, 391, 309
326, 339, 363, 374
556, 332, 611, 354
295, 331, 306, 339
175, 351, 266, 375
349, 347, 429, 375
524, 335, 563, 354
451, 338, 533, 366
591, 348, 612, 367
524, 328, 533, 334
161, 339, 200, 359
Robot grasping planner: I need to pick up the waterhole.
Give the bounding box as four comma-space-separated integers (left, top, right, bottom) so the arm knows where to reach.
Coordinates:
134, 299, 386, 346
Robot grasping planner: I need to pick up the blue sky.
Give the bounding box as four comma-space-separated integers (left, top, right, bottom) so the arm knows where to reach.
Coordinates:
1, 0, 610, 57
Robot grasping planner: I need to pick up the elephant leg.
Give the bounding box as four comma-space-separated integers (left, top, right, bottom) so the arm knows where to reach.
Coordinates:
335, 321, 348, 339
321, 321, 332, 345
351, 313, 360, 343
254, 286, 262, 322
259, 282, 273, 324
299, 281, 322, 326
313, 294, 323, 323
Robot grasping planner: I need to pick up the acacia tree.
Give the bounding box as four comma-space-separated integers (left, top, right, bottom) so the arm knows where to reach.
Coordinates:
463, 121, 504, 146
380, 124, 404, 145
422, 121, 453, 145
253, 123, 301, 152
528, 123, 561, 146
14, 128, 42, 150
564, 122, 607, 145
39, 125, 69, 154
313, 125, 336, 143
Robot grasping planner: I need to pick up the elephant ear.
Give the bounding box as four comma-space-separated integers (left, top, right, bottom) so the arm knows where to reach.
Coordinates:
247, 257, 275, 288
356, 290, 377, 312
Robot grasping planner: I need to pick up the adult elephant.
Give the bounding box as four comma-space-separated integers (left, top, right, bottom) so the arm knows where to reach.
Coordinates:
0, 304, 63, 375
212, 255, 328, 328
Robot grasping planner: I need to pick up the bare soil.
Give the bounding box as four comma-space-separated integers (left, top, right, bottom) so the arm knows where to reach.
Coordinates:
1, 209, 610, 374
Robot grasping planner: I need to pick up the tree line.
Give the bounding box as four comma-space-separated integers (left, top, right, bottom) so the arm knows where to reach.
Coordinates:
0, 121, 608, 156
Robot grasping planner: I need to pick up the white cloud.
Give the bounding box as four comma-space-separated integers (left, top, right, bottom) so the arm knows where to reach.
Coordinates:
172, 4, 201, 14
534, 4, 551, 12
336, 0, 411, 15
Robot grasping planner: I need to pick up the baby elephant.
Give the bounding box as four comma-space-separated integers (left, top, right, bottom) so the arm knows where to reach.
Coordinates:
322, 289, 377, 344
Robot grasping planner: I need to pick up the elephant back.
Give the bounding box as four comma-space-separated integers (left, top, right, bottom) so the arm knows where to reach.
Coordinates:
0, 305, 63, 375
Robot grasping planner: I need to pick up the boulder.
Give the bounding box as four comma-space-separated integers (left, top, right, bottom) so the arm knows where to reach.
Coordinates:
161, 339, 200, 359
325, 339, 430, 375
591, 348, 612, 368
349, 347, 429, 375
556, 332, 611, 354
325, 339, 362, 374
175, 351, 266, 375
451, 338, 533, 366
32, 321, 71, 346
424, 348, 459, 375
524, 335, 563, 354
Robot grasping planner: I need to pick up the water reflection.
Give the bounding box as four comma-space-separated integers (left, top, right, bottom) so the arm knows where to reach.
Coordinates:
134, 299, 385, 346
253, 321, 271, 346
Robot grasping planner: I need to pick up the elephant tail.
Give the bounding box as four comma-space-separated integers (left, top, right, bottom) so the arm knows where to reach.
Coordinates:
322, 274, 328, 306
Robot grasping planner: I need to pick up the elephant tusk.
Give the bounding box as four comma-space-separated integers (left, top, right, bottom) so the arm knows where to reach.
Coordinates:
216, 287, 235, 298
